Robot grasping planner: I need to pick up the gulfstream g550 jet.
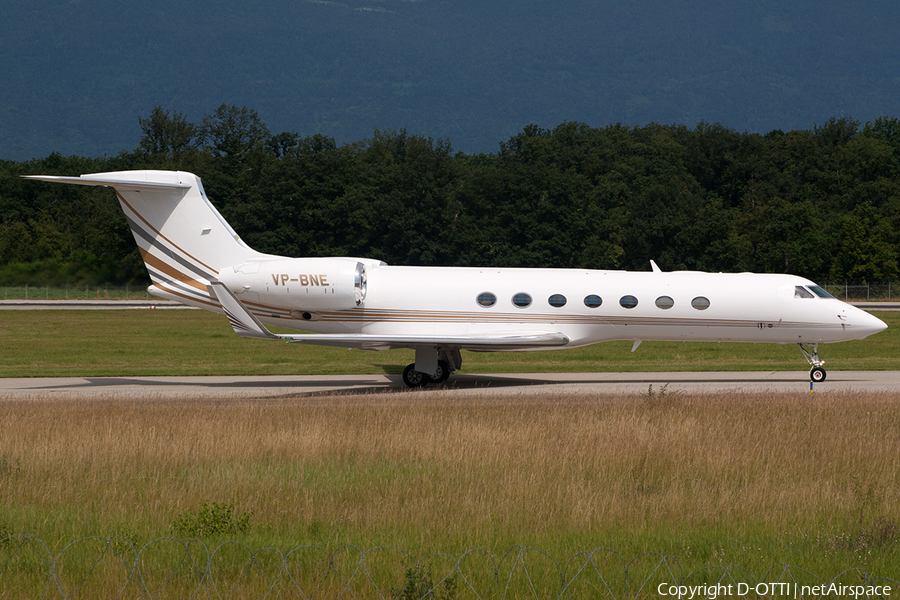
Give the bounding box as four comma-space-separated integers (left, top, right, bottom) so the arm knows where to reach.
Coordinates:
25, 170, 887, 387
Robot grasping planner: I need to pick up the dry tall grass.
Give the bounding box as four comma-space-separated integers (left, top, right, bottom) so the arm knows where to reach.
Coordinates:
2, 390, 899, 574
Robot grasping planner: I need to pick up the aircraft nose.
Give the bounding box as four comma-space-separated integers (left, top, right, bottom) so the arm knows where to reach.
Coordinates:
854, 309, 888, 337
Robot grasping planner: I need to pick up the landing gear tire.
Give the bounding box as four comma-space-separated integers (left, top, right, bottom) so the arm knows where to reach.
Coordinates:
810, 367, 827, 383
799, 343, 827, 384
429, 360, 451, 384
402, 364, 429, 388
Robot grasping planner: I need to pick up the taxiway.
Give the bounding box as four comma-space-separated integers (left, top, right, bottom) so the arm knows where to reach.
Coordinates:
2, 371, 898, 399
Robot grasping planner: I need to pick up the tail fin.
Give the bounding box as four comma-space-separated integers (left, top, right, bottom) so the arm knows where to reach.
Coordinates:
23, 170, 269, 307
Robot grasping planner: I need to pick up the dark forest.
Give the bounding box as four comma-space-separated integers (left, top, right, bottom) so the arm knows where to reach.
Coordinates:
2, 106, 898, 286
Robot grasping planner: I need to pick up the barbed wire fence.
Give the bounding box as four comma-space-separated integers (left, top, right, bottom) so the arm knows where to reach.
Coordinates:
0, 284, 153, 301
2, 535, 898, 599
821, 282, 897, 302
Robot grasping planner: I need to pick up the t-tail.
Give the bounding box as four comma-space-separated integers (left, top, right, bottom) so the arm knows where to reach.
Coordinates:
23, 170, 272, 308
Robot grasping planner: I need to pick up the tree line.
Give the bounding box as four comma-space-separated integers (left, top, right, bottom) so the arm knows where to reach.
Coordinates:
1, 105, 898, 285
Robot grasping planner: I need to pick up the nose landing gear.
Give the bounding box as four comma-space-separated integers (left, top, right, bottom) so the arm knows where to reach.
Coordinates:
799, 343, 827, 382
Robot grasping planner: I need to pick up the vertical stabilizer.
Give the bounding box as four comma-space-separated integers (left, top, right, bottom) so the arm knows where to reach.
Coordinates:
23, 170, 271, 307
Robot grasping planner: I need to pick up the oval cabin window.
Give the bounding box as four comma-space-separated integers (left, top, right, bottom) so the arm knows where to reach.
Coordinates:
619, 295, 638, 309
548, 294, 567, 308
584, 295, 602, 308
476, 292, 497, 308
691, 296, 710, 310
512, 293, 533, 308
655, 296, 674, 309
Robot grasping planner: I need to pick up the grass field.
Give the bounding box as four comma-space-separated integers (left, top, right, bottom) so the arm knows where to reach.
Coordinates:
0, 309, 898, 377
1, 392, 898, 588
2, 310, 899, 595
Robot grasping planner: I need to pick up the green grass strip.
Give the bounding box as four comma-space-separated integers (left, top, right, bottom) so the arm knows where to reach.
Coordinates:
1, 310, 897, 377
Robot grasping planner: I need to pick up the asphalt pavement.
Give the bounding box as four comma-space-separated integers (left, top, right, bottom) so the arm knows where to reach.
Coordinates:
2, 371, 898, 399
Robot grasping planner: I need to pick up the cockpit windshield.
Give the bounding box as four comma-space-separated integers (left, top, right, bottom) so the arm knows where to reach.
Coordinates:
794, 285, 836, 299
794, 286, 814, 299
808, 285, 835, 299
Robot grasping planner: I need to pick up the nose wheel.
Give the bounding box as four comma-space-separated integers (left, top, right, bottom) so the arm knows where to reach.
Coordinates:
799, 343, 827, 382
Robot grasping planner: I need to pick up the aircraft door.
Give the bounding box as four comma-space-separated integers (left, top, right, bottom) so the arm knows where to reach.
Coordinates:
354, 262, 367, 306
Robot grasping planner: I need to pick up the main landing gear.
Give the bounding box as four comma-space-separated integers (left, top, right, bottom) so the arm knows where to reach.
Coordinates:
798, 343, 827, 382
402, 360, 451, 387
401, 349, 461, 388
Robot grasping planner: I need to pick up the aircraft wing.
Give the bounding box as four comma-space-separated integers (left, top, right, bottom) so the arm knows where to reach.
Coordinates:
281, 332, 569, 351
208, 281, 569, 351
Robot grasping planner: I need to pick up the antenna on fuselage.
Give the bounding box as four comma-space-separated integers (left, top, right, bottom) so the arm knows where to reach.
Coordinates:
650, 260, 662, 273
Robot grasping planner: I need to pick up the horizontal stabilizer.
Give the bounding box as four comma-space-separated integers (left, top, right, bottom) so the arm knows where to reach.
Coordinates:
22, 174, 191, 190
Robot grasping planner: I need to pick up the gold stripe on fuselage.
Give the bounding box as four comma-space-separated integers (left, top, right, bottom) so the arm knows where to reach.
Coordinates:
244, 304, 834, 330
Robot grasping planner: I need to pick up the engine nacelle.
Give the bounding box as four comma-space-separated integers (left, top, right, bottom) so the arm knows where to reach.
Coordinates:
218, 257, 379, 316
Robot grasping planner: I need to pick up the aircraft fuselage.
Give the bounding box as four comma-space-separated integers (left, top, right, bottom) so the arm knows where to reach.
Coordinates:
211, 258, 885, 347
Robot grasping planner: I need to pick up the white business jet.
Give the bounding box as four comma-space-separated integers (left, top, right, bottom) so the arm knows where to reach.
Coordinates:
25, 170, 887, 387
